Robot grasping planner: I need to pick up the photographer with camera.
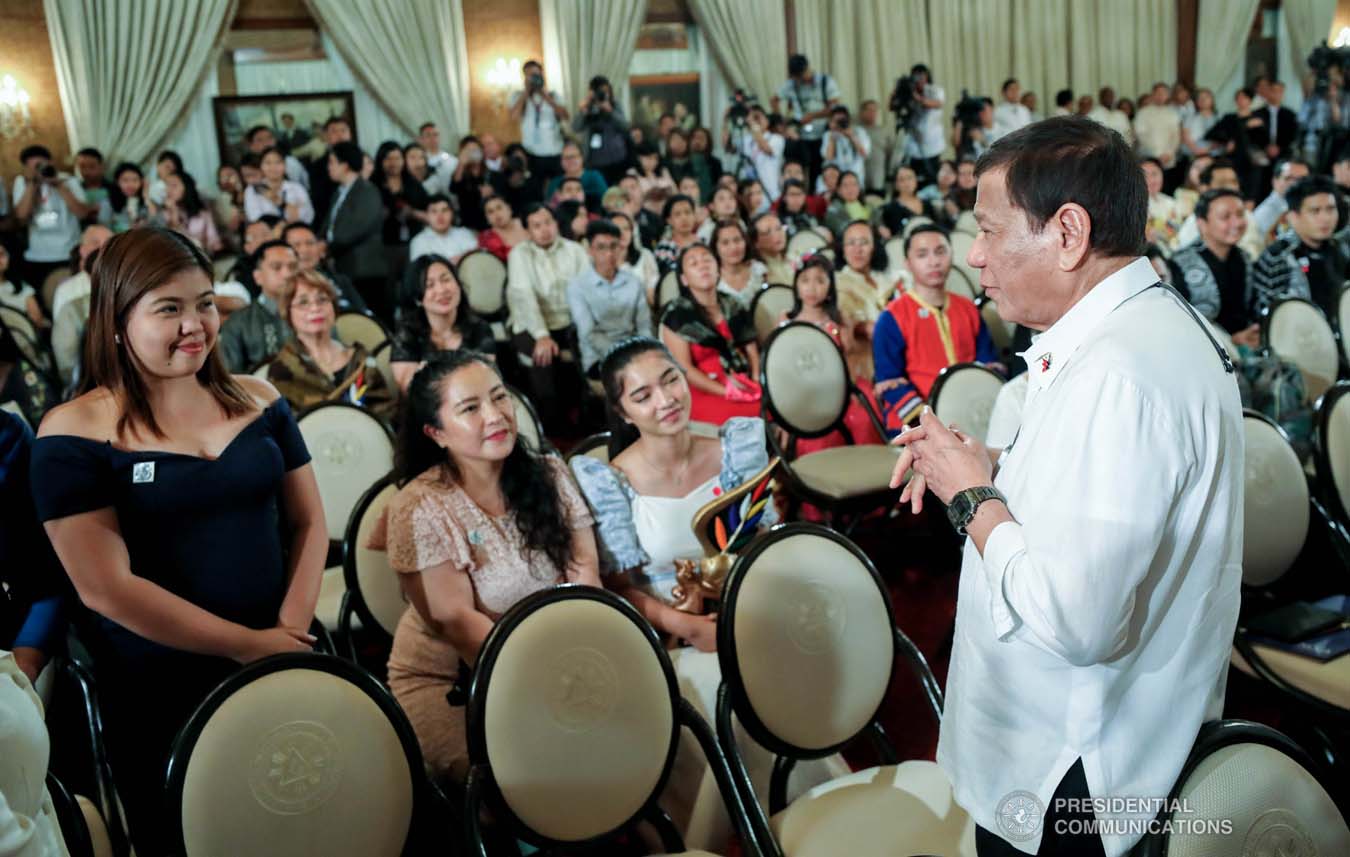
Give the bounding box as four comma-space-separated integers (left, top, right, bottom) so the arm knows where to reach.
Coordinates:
821, 105, 870, 181
722, 99, 785, 201
12, 145, 94, 296
572, 75, 631, 186
775, 54, 840, 186
508, 59, 570, 181
893, 64, 946, 185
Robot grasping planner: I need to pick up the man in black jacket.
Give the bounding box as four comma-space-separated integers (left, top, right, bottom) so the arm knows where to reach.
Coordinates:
322, 141, 391, 323
308, 116, 355, 226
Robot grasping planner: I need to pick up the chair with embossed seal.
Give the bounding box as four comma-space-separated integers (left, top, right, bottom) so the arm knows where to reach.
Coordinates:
1263, 297, 1340, 404
760, 321, 899, 533
164, 652, 445, 856
925, 362, 1006, 451
713, 522, 976, 857
462, 585, 754, 856
1132, 719, 1350, 856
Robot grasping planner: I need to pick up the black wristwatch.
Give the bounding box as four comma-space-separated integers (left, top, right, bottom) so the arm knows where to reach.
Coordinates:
946, 486, 1007, 535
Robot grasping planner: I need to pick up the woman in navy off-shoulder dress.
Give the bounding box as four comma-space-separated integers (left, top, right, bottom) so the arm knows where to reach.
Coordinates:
30, 227, 327, 855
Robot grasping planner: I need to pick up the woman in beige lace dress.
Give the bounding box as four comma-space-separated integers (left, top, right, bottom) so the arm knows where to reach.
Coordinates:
369, 350, 600, 783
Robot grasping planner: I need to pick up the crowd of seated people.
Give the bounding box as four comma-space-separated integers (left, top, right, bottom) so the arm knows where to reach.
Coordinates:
5, 52, 1350, 855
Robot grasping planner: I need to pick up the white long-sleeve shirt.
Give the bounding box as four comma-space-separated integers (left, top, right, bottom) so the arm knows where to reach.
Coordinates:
243, 181, 314, 224
991, 101, 1033, 141
506, 238, 589, 338
937, 257, 1244, 856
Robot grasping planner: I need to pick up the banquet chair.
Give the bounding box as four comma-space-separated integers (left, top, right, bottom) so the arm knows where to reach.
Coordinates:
1313, 382, 1350, 537
565, 431, 612, 465
1337, 285, 1350, 367
506, 383, 548, 454
751, 284, 796, 346
1263, 298, 1340, 403
46, 771, 105, 857
927, 363, 1006, 448
952, 210, 979, 237
882, 236, 907, 276
457, 249, 511, 351
656, 269, 682, 313
462, 585, 751, 856
786, 230, 828, 260
713, 523, 972, 857
164, 653, 443, 857
862, 192, 885, 210
1133, 720, 1349, 855
975, 295, 1015, 359
371, 340, 399, 398
901, 216, 933, 238
336, 475, 406, 667
946, 231, 980, 294
334, 310, 390, 353
945, 266, 979, 301
759, 322, 898, 533
296, 402, 396, 630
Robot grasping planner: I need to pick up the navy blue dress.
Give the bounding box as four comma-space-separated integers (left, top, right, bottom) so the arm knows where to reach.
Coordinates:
30, 397, 311, 853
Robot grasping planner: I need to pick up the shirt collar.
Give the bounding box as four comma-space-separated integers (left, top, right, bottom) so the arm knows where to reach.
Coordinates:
1018, 256, 1156, 392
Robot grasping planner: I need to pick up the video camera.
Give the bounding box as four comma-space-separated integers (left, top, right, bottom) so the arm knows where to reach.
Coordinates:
1308, 42, 1350, 95
890, 75, 920, 131
728, 88, 759, 125
954, 90, 985, 129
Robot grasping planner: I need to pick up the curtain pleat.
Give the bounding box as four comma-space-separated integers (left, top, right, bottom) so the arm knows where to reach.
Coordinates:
541, 0, 650, 110
688, 0, 787, 104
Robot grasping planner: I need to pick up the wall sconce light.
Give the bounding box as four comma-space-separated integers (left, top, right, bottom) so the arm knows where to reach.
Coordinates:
0, 74, 33, 141
1335, 27, 1350, 48
484, 57, 522, 109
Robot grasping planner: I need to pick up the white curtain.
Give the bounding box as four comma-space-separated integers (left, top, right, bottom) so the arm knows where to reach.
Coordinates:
1067, 0, 1176, 103
1195, 0, 1261, 91
791, 0, 930, 107
305, 0, 470, 141
1011, 0, 1069, 114
44, 0, 237, 164
541, 0, 650, 111
1283, 0, 1337, 93
688, 0, 787, 104
928, 0, 1014, 133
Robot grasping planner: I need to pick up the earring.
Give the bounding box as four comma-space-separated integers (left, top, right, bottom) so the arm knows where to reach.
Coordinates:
114, 334, 121, 344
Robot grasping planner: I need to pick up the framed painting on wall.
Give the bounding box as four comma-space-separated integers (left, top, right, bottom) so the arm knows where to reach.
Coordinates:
213, 90, 355, 167
630, 73, 700, 144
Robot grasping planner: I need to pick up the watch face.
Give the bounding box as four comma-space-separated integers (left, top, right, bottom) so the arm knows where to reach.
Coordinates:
947, 492, 972, 530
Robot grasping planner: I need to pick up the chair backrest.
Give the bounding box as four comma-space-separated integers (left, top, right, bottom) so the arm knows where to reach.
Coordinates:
342, 477, 406, 638
883, 235, 907, 273
297, 403, 396, 541
333, 312, 389, 353
211, 254, 238, 285
928, 363, 1005, 445
945, 267, 978, 301
1242, 411, 1310, 587
1316, 382, 1350, 524
761, 322, 850, 438
1155, 721, 1350, 857
751, 284, 797, 345
787, 229, 828, 260
947, 231, 979, 290
863, 192, 885, 210
655, 269, 680, 312
370, 340, 398, 397
467, 587, 681, 844
976, 296, 1015, 356
1265, 298, 1339, 403
165, 654, 422, 857
1338, 286, 1350, 365
718, 524, 895, 754
507, 385, 545, 452
953, 210, 978, 237
901, 216, 934, 238
456, 250, 508, 317
565, 432, 612, 465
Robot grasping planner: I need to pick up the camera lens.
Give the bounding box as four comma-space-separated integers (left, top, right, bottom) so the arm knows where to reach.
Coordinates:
39, 164, 57, 179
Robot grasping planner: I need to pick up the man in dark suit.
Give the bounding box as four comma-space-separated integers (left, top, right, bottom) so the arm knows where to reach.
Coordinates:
1262, 81, 1299, 198
309, 116, 355, 227
322, 141, 391, 322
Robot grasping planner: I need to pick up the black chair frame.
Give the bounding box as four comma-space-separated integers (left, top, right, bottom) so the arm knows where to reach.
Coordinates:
714, 523, 942, 854
503, 381, 557, 456
46, 770, 96, 857
462, 584, 758, 857
749, 283, 796, 342
59, 642, 132, 857
759, 322, 892, 532
1313, 382, 1350, 553
563, 430, 613, 464
164, 652, 447, 857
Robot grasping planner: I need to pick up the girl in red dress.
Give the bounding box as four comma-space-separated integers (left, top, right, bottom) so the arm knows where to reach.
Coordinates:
658, 244, 762, 425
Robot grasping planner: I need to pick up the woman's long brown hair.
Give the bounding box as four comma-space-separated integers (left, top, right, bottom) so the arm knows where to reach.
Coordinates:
82, 226, 254, 439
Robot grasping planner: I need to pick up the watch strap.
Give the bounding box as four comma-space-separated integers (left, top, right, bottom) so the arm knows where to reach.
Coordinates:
949, 485, 1005, 535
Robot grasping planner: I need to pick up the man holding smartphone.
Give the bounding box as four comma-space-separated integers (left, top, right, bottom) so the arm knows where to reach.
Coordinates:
12, 145, 93, 299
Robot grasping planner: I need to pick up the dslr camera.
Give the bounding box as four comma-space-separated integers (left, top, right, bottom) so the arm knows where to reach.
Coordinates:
527, 72, 545, 92
728, 88, 758, 126
39, 163, 58, 180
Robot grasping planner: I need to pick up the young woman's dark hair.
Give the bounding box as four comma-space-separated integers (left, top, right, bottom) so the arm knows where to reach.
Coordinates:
373, 140, 413, 189
83, 227, 253, 438
400, 253, 482, 335
662, 193, 695, 222
786, 254, 842, 324
832, 219, 889, 273
831, 170, 862, 202
107, 163, 144, 214
555, 200, 588, 241
975, 115, 1147, 257
598, 336, 682, 458
776, 178, 808, 215
171, 171, 207, 218
710, 217, 758, 265
395, 350, 574, 573
157, 150, 184, 176
609, 211, 642, 266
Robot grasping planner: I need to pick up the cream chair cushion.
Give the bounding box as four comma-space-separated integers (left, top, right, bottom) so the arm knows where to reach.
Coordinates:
351, 482, 405, 636
930, 365, 1004, 447
482, 598, 675, 842
458, 251, 508, 316
789, 446, 900, 499
1267, 300, 1339, 403
1324, 389, 1350, 518
1241, 415, 1309, 587
1230, 646, 1350, 710
753, 285, 796, 345
179, 667, 414, 856
297, 406, 395, 541
1165, 742, 1350, 857
509, 389, 543, 452
334, 312, 388, 352
769, 761, 976, 857
763, 324, 849, 435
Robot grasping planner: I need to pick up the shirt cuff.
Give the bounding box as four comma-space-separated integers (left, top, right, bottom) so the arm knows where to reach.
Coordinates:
981, 520, 1025, 639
